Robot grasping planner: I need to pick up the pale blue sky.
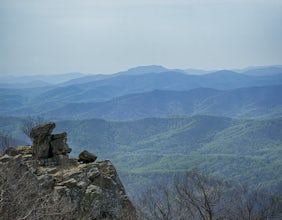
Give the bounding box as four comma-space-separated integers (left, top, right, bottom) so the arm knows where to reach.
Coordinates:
1, 0, 282, 75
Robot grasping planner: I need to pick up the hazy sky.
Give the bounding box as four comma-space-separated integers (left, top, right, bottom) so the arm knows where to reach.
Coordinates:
1, 0, 282, 75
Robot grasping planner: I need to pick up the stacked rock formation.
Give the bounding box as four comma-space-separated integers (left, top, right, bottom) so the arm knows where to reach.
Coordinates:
0, 122, 136, 219
30, 122, 72, 164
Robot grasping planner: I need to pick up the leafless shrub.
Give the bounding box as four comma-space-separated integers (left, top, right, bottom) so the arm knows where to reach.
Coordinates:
0, 131, 12, 153
21, 116, 45, 139
136, 170, 282, 220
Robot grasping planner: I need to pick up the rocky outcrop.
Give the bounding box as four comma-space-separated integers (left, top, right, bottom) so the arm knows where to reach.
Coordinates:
0, 146, 136, 220
0, 122, 136, 219
30, 122, 72, 162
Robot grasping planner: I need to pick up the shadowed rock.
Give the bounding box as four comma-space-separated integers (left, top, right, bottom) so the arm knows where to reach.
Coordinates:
51, 132, 72, 156
30, 122, 56, 159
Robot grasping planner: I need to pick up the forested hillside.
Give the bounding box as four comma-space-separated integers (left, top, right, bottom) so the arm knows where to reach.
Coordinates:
1, 115, 282, 196
56, 116, 282, 194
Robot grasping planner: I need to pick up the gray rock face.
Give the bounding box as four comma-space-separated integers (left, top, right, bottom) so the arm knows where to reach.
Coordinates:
30, 122, 56, 139
4, 146, 32, 156
51, 132, 72, 156
0, 146, 137, 220
30, 122, 55, 159
30, 122, 72, 162
78, 150, 97, 163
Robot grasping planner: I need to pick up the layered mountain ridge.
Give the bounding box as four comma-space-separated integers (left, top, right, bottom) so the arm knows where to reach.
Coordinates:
1, 66, 282, 120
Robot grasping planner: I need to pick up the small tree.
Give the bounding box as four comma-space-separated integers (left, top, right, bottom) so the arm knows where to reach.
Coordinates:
21, 116, 45, 139
138, 183, 176, 220
137, 170, 227, 220
0, 131, 12, 153
174, 170, 226, 220
229, 183, 282, 220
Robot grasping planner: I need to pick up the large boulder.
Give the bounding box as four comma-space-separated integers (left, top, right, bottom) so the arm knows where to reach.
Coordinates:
30, 122, 55, 159
51, 132, 72, 156
30, 122, 55, 139
78, 150, 97, 163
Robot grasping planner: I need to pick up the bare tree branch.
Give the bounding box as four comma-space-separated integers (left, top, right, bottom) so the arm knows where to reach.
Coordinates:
137, 170, 282, 220
21, 116, 45, 139
0, 130, 12, 153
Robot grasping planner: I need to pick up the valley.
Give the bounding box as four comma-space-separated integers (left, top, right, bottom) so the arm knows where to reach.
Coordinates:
1, 65, 282, 202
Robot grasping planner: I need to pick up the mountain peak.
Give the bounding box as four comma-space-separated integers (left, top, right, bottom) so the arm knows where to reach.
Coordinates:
122, 65, 169, 75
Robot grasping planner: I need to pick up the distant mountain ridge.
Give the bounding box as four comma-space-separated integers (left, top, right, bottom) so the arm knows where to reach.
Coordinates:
1, 65, 282, 120
1, 65, 281, 87
34, 70, 282, 103
0, 72, 86, 87
2, 85, 281, 120
239, 66, 282, 76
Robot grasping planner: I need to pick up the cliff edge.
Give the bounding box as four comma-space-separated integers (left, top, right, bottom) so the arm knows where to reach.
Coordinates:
0, 122, 136, 220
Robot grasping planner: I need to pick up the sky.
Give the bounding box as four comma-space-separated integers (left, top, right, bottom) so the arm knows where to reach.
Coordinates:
0, 0, 282, 75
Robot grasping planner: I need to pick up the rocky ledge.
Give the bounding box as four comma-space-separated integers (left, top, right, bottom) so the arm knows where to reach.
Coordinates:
0, 122, 136, 220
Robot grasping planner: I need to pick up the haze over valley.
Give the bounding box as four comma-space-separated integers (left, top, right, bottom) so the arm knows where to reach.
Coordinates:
1, 65, 282, 202
1, 0, 282, 218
